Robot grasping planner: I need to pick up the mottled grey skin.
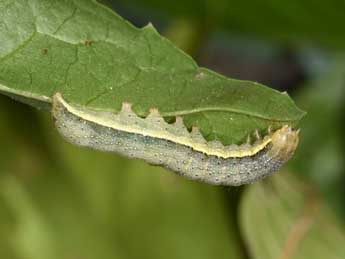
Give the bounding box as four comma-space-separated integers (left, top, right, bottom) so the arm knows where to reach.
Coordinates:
53, 100, 298, 186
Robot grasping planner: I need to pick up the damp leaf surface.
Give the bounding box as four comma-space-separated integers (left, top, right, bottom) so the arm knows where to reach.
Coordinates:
0, 0, 305, 145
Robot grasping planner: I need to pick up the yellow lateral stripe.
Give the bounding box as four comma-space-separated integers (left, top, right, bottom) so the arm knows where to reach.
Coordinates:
56, 94, 272, 159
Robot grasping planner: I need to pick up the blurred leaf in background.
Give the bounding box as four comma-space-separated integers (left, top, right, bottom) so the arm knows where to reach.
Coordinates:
111, 0, 345, 49
291, 56, 345, 218
0, 96, 244, 259
240, 173, 345, 259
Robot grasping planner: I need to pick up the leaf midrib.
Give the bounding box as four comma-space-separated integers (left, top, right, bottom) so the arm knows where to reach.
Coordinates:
0, 83, 303, 124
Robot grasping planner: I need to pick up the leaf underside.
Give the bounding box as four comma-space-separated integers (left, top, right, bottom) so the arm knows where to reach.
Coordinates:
0, 0, 305, 145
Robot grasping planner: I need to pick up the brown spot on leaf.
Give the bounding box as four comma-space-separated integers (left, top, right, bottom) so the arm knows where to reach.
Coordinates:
84, 40, 94, 47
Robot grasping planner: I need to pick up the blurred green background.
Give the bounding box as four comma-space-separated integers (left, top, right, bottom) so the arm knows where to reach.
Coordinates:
1, 1, 345, 258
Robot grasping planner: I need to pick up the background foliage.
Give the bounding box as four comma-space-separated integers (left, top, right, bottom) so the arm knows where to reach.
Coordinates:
1, 0, 345, 258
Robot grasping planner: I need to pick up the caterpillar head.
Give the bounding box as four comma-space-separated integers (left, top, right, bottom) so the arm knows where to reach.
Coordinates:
269, 125, 299, 161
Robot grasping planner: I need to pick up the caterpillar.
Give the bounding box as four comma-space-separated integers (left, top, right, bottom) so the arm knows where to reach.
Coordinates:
52, 93, 299, 186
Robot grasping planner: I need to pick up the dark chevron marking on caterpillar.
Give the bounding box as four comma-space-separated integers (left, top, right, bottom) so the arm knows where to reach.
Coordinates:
52, 93, 299, 186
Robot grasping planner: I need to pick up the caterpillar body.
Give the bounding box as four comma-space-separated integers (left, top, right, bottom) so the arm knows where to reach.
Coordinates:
52, 93, 299, 186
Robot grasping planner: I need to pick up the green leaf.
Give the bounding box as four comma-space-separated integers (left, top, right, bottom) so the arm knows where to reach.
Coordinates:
240, 173, 345, 259
0, 0, 304, 145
